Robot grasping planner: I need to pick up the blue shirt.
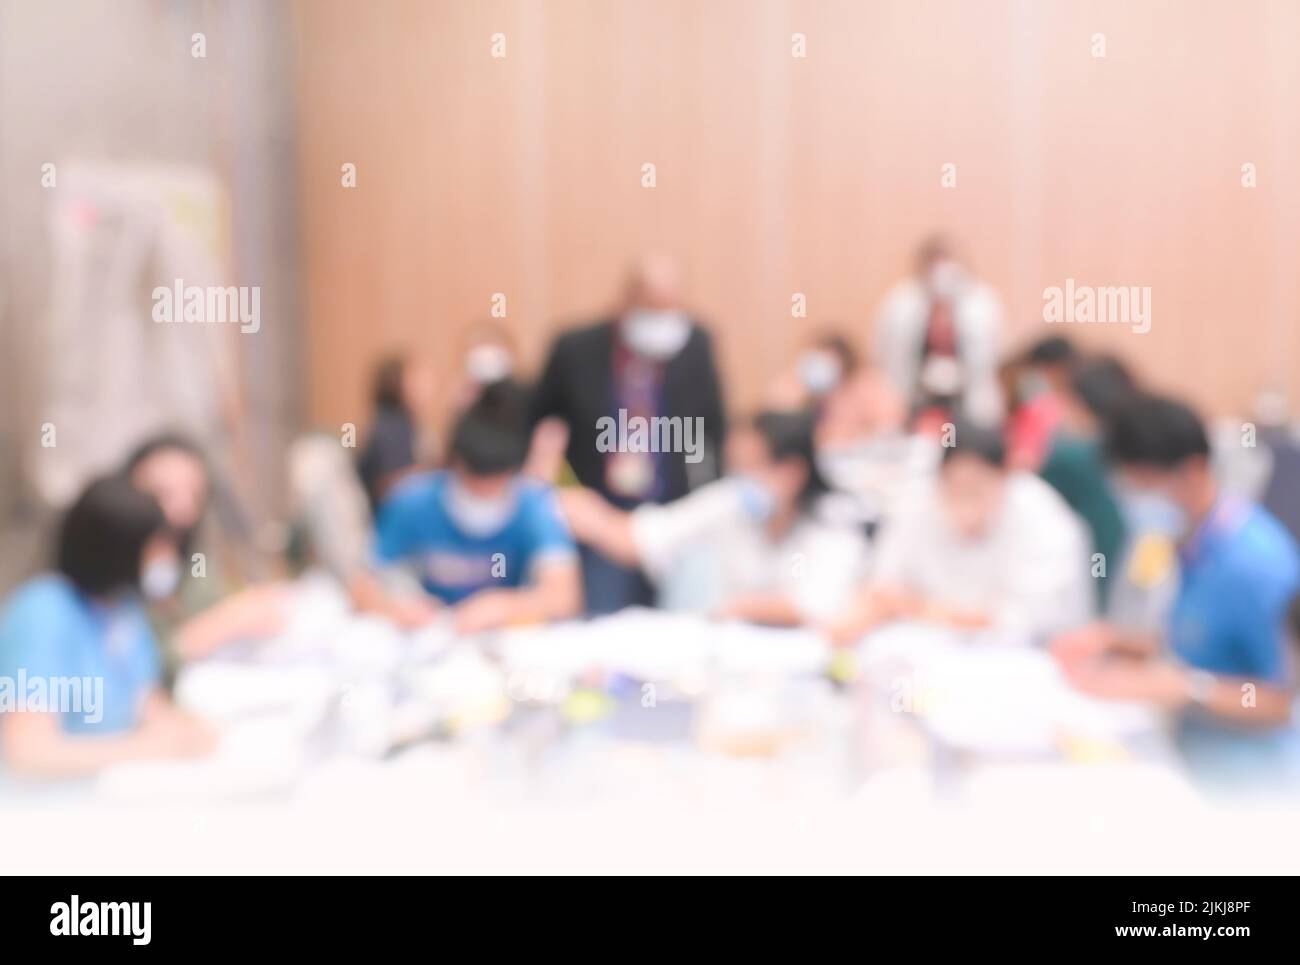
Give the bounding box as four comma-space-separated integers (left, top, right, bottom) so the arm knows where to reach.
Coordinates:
1169, 498, 1300, 682
1168, 499, 1300, 787
0, 575, 162, 735
373, 471, 576, 604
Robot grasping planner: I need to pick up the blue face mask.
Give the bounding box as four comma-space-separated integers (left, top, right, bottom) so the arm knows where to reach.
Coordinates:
1122, 490, 1189, 540
735, 476, 777, 523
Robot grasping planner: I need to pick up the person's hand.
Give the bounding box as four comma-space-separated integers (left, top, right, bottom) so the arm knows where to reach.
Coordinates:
230, 582, 293, 638
454, 590, 520, 635
1049, 621, 1120, 666
876, 587, 926, 621
822, 592, 887, 647
388, 594, 442, 630
1060, 656, 1191, 708
136, 711, 219, 760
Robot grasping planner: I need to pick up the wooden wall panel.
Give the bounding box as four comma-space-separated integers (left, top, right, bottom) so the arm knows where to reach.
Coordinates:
296, 0, 1300, 431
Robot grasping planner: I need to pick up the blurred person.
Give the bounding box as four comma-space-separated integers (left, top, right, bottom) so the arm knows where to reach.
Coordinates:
445, 321, 571, 485
770, 333, 935, 530
530, 252, 726, 614
352, 384, 581, 633
447, 320, 523, 414
1052, 394, 1300, 785
828, 423, 1091, 645
559, 410, 867, 625
0, 476, 215, 778
874, 235, 1005, 433
768, 332, 906, 447
126, 435, 289, 663
356, 352, 437, 513
1037, 354, 1135, 611
1002, 335, 1078, 470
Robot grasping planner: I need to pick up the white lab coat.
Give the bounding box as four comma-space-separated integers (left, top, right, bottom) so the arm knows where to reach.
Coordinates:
873, 277, 1005, 427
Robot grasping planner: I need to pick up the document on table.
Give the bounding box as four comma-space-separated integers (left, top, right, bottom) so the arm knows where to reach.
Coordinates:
858, 622, 1162, 755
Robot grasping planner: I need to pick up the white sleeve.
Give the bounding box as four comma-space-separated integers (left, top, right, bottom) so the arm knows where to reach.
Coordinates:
789, 525, 870, 621
630, 479, 744, 581
993, 484, 1092, 642
874, 283, 923, 401
958, 285, 1006, 427
869, 487, 930, 589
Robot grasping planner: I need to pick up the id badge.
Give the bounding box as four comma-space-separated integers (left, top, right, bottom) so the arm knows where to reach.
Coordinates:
606, 450, 654, 498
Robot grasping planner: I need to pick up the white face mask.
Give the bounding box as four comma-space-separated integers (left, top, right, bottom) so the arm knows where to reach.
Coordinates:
621, 309, 691, 360
925, 259, 963, 300
798, 350, 842, 395
140, 558, 181, 600
464, 344, 514, 385
446, 478, 517, 537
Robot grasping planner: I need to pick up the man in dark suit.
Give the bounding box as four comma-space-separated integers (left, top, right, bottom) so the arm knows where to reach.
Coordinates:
531, 253, 727, 614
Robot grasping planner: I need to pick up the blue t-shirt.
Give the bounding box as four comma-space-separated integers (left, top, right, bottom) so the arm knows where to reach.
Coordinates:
373, 471, 576, 604
1169, 498, 1300, 682
1168, 499, 1300, 785
0, 575, 162, 735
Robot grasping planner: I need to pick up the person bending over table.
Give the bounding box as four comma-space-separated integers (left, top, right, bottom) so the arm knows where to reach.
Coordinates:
558, 410, 868, 626
351, 386, 582, 634
0, 476, 216, 778
1051, 394, 1300, 786
125, 433, 291, 664
827, 422, 1092, 645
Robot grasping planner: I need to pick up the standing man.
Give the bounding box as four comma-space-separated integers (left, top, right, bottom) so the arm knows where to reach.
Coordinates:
530, 253, 726, 614
874, 235, 1005, 432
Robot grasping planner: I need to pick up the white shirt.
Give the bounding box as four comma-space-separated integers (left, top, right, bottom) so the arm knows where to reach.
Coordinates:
630, 478, 869, 621
874, 277, 1005, 426
871, 472, 1092, 642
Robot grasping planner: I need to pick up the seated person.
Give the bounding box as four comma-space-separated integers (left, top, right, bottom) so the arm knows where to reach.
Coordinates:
767, 332, 905, 448
558, 410, 869, 625
0, 476, 215, 778
351, 388, 582, 633
126, 434, 289, 662
1037, 355, 1135, 612
447, 320, 526, 415
830, 423, 1091, 644
1052, 394, 1300, 786
356, 351, 438, 514
1001, 336, 1077, 471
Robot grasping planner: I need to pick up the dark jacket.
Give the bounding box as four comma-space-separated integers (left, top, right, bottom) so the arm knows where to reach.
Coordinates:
530, 318, 726, 504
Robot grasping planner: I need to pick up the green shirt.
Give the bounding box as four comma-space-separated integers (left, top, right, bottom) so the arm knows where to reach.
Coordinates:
1039, 432, 1126, 610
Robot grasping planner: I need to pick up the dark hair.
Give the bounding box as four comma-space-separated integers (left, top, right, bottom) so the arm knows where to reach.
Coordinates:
372, 355, 408, 411
1071, 354, 1136, 422
915, 233, 955, 271
750, 409, 831, 510
123, 432, 210, 557
124, 432, 207, 477
940, 422, 1007, 470
57, 475, 168, 598
1025, 336, 1077, 367
449, 384, 530, 475
467, 373, 532, 417
814, 332, 860, 376
1104, 393, 1209, 469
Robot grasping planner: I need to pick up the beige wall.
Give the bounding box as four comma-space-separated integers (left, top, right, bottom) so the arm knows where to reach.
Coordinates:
296, 0, 1300, 431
